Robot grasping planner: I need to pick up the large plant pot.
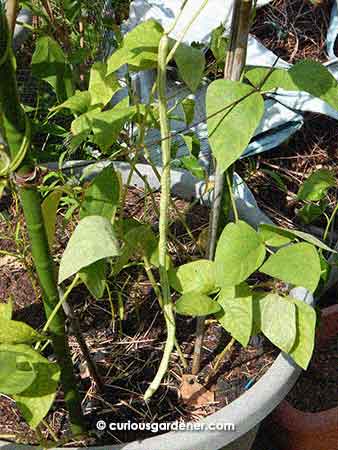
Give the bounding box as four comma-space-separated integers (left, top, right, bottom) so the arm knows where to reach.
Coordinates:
266, 305, 338, 450
0, 161, 312, 450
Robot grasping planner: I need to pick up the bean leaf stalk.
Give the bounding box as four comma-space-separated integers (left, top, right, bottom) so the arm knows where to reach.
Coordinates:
0, 7, 84, 433
192, 0, 254, 375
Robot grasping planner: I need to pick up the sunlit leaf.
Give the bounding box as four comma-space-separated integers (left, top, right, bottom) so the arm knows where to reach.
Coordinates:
169, 260, 216, 294
260, 243, 321, 293
175, 292, 221, 316
215, 221, 266, 287
107, 20, 163, 74
206, 80, 264, 173
216, 283, 253, 347
59, 216, 120, 284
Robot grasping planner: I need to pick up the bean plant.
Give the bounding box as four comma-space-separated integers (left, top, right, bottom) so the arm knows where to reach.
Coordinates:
0, 0, 337, 441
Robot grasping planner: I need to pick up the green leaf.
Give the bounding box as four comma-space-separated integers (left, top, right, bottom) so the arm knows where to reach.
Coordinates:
181, 132, 200, 158
210, 24, 228, 64
174, 43, 205, 92
175, 292, 221, 316
0, 350, 36, 395
0, 297, 12, 320
90, 104, 136, 152
71, 106, 101, 135
42, 189, 63, 250
0, 344, 60, 429
58, 216, 120, 284
319, 254, 331, 285
246, 60, 338, 112
288, 298, 316, 369
245, 67, 294, 92
71, 99, 135, 152
113, 221, 166, 275
206, 80, 264, 173
181, 98, 195, 125
180, 155, 205, 180
169, 260, 216, 294
259, 293, 296, 353
88, 62, 120, 107
0, 319, 44, 345
259, 243, 321, 293
107, 20, 164, 74
216, 283, 253, 347
80, 166, 121, 221
258, 224, 293, 247
284, 229, 336, 253
215, 221, 266, 287
259, 224, 336, 253
31, 36, 73, 102
79, 260, 106, 299
289, 61, 338, 112
297, 202, 327, 225
50, 90, 91, 115
297, 169, 336, 201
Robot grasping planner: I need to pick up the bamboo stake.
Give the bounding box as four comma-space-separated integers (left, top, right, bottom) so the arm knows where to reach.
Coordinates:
5, 0, 18, 34
192, 0, 253, 376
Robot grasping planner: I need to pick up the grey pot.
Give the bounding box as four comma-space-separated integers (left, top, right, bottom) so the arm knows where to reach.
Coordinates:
0, 161, 314, 450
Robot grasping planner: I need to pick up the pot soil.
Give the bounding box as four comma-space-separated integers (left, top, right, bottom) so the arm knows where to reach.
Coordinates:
0, 187, 278, 447
251, 0, 331, 63
266, 304, 338, 450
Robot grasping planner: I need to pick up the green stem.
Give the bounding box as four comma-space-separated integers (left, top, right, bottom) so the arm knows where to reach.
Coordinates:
226, 170, 239, 222
204, 337, 235, 385
41, 275, 79, 335
166, 0, 210, 63
323, 203, 338, 243
143, 256, 188, 369
192, 0, 253, 376
144, 33, 176, 401
19, 188, 84, 433
0, 8, 84, 433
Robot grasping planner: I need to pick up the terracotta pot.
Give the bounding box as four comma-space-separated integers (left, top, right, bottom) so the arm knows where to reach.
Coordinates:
267, 305, 338, 450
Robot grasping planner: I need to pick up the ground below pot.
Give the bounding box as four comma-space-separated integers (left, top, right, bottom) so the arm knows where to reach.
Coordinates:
266, 304, 338, 450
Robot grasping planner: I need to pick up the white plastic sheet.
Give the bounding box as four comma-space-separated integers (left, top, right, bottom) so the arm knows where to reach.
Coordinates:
128, 0, 273, 45
125, 0, 338, 163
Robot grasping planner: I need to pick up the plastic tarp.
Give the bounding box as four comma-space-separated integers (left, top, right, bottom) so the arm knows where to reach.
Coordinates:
118, 0, 338, 167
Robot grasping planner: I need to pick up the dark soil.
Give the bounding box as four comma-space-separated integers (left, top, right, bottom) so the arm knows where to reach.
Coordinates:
0, 189, 277, 446
238, 113, 338, 232
287, 335, 338, 412
252, 0, 332, 63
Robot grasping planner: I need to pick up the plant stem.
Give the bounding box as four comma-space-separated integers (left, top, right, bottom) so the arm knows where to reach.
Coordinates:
323, 203, 338, 243
19, 187, 84, 433
226, 170, 239, 222
61, 293, 105, 392
192, 0, 253, 376
40, 274, 80, 335
144, 33, 176, 401
0, 9, 84, 433
204, 337, 235, 385
166, 0, 210, 63
143, 256, 188, 369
